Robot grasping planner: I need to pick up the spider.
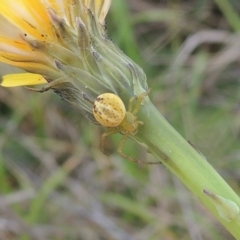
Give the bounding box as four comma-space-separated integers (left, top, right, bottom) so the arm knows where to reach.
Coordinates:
89, 89, 159, 164
28, 82, 158, 164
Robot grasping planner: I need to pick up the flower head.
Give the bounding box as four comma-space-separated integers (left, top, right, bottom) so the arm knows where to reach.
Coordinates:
0, 0, 148, 123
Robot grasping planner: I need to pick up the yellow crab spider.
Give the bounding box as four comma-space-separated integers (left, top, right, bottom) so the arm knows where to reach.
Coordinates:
92, 89, 159, 164
27, 82, 158, 164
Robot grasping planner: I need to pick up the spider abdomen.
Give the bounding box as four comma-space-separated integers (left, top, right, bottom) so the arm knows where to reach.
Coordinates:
93, 93, 126, 127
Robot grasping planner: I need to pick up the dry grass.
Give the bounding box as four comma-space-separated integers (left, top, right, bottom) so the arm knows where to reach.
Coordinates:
0, 0, 240, 239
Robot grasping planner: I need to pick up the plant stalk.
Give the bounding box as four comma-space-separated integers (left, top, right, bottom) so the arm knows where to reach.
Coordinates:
133, 98, 240, 239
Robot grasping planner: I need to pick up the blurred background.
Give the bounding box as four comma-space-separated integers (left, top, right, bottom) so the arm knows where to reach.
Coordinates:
0, 0, 240, 239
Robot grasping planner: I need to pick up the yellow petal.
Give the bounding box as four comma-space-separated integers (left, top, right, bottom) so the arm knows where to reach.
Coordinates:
0, 51, 59, 79
1, 73, 47, 87
95, 0, 112, 24
0, 0, 55, 41
0, 36, 40, 56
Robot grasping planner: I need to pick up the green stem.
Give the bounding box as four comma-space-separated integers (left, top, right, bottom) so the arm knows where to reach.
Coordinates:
213, 0, 240, 32
134, 98, 240, 239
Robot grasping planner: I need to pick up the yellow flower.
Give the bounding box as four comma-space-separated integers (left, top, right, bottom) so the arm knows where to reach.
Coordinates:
0, 0, 148, 123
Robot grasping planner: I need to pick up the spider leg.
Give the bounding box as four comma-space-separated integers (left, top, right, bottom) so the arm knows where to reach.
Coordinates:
25, 78, 70, 92
100, 129, 119, 156
118, 133, 161, 164
128, 95, 138, 112
132, 88, 151, 115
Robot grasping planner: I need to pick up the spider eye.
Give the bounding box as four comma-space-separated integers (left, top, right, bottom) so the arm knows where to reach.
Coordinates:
93, 93, 126, 127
